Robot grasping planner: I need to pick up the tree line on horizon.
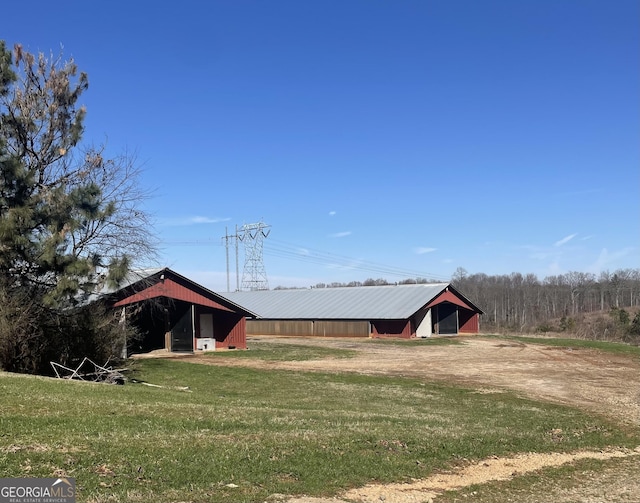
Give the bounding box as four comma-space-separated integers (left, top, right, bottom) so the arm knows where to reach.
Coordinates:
448, 267, 640, 334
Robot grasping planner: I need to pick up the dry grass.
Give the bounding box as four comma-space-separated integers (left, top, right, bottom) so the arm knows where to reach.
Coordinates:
2, 335, 639, 503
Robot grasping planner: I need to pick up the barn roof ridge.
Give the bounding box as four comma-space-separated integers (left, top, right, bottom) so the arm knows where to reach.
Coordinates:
223, 282, 481, 320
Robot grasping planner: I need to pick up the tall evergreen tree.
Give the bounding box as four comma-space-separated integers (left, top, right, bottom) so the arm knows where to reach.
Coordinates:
0, 41, 153, 373
0, 42, 153, 307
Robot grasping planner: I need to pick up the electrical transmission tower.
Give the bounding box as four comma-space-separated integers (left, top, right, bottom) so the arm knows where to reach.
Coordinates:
222, 226, 239, 292
238, 221, 271, 291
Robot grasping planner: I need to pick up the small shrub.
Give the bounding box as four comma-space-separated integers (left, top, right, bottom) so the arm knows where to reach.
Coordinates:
630, 312, 640, 336
610, 307, 631, 326
536, 323, 554, 334
559, 316, 576, 333
0, 285, 139, 375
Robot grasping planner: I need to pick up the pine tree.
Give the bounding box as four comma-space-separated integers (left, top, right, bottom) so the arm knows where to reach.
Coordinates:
0, 41, 153, 373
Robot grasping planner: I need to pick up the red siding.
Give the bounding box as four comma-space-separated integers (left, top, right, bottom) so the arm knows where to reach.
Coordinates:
424, 290, 481, 335
372, 320, 412, 338
114, 278, 233, 312
215, 317, 247, 349
426, 290, 475, 310
113, 271, 248, 353
459, 312, 479, 333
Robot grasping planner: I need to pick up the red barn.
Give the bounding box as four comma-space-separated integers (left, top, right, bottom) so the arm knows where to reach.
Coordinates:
224, 283, 483, 338
108, 268, 255, 354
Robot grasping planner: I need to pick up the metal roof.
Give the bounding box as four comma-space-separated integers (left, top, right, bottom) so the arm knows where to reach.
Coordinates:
223, 283, 452, 320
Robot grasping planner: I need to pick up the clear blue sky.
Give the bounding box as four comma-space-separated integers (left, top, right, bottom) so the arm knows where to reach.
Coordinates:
3, 0, 639, 291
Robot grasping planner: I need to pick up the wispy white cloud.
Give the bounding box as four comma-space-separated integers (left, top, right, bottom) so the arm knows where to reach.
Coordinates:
329, 231, 352, 238
414, 247, 437, 254
329, 211, 336, 216
192, 216, 230, 224
554, 233, 577, 247
588, 247, 635, 273
522, 242, 575, 275
160, 216, 231, 226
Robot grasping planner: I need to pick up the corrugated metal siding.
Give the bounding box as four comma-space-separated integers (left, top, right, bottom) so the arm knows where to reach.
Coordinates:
206, 311, 247, 349
313, 321, 370, 337
115, 279, 234, 312
247, 320, 314, 336
220, 317, 247, 349
371, 320, 412, 338
110, 269, 250, 353
246, 320, 370, 337
426, 289, 475, 310
459, 312, 479, 333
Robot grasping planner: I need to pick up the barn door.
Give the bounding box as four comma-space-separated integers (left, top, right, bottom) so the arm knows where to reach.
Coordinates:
171, 305, 194, 352
436, 303, 458, 335
199, 313, 214, 339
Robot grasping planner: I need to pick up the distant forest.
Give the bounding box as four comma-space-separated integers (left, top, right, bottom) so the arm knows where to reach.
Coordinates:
447, 268, 640, 337
276, 267, 640, 341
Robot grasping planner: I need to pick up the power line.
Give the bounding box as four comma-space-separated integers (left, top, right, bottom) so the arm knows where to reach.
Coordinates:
161, 240, 222, 247
263, 238, 449, 281
164, 233, 449, 283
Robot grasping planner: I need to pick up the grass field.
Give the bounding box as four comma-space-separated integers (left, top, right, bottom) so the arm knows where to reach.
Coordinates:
207, 340, 358, 361
212, 337, 462, 362
0, 339, 638, 502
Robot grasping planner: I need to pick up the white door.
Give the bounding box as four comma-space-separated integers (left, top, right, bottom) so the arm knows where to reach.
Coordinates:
200, 313, 214, 339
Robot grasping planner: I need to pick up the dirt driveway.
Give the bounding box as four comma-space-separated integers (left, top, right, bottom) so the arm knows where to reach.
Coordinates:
183, 335, 640, 502
204, 335, 640, 426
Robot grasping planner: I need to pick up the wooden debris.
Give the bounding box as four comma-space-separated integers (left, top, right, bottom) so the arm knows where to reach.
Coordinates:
50, 357, 126, 385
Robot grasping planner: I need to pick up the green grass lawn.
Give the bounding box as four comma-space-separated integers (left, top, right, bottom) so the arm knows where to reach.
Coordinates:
0, 357, 637, 503
210, 341, 358, 361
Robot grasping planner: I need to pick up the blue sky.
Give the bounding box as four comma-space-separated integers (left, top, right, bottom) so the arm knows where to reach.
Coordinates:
3, 0, 638, 291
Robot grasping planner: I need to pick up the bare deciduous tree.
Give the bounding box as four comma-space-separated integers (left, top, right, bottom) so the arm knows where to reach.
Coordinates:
0, 41, 155, 373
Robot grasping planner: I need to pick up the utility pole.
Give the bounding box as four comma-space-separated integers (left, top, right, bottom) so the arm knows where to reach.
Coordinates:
222, 226, 241, 292
235, 224, 240, 291
223, 227, 231, 292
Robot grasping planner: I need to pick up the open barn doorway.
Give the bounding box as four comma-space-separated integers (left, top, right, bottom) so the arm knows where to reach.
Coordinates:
434, 302, 458, 335
171, 305, 194, 352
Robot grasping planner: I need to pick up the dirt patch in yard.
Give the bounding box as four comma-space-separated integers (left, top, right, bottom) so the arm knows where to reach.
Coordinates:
277, 448, 640, 503
169, 336, 640, 502
339, 447, 640, 503
189, 336, 640, 426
